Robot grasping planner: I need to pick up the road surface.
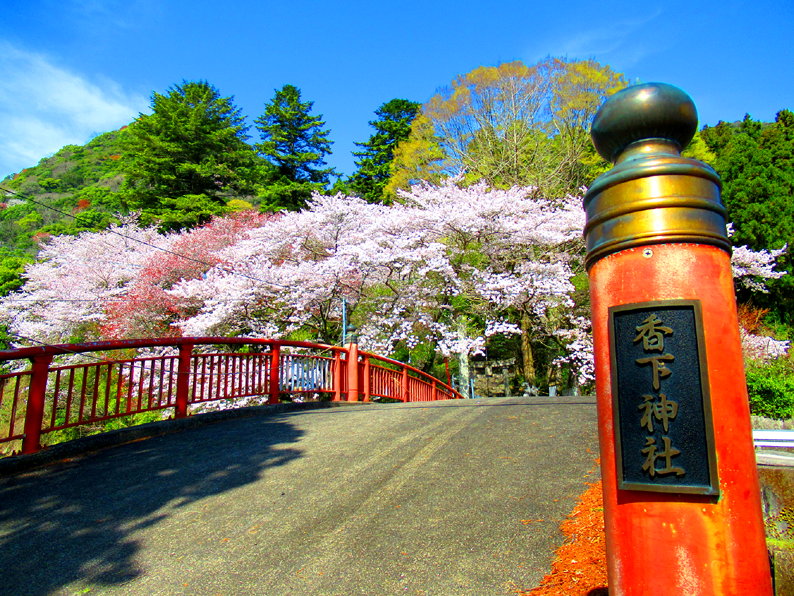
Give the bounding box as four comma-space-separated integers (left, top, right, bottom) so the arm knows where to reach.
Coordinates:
0, 396, 599, 596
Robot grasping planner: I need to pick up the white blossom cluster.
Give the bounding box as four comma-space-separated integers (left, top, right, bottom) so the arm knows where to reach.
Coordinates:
731, 244, 787, 292
552, 317, 595, 385
740, 328, 790, 362
0, 223, 174, 344
164, 180, 587, 362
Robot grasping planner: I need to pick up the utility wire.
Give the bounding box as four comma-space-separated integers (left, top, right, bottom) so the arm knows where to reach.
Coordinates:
0, 189, 341, 359
0, 187, 283, 288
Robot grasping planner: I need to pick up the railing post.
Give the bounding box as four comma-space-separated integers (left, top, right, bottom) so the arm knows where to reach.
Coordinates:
346, 343, 359, 402
401, 367, 409, 403
432, 379, 437, 401
363, 355, 371, 402
268, 344, 280, 405
174, 343, 193, 419
21, 354, 53, 454
333, 350, 343, 401
345, 324, 359, 402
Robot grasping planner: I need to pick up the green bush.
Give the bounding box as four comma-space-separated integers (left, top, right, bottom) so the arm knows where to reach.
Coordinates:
0, 248, 32, 296
747, 361, 794, 419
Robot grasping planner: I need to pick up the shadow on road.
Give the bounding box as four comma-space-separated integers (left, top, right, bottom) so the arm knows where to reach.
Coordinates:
0, 416, 303, 596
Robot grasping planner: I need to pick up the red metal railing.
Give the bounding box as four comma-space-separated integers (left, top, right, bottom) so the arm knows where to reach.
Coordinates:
0, 337, 463, 456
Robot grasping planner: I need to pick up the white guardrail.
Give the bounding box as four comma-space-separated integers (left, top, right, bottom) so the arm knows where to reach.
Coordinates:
753, 430, 794, 466
753, 430, 794, 449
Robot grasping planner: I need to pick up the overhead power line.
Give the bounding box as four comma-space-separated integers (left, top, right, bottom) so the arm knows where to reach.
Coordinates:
0, 187, 286, 289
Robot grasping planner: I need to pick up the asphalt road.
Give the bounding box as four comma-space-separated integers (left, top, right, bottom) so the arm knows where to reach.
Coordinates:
0, 396, 599, 596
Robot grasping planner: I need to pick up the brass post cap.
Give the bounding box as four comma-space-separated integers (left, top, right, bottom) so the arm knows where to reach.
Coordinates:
583, 83, 729, 270
591, 83, 698, 164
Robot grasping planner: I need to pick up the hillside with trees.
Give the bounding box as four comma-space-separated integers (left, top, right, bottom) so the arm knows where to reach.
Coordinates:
1, 128, 128, 251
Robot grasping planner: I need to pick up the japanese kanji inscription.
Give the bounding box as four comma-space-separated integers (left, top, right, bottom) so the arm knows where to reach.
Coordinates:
609, 300, 719, 495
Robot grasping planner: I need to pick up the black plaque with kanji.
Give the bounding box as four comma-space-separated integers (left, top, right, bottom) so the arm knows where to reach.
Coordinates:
609, 300, 719, 496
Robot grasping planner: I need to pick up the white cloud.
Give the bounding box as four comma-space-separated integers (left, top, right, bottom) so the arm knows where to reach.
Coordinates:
62, 0, 161, 34
537, 10, 665, 68
0, 41, 148, 178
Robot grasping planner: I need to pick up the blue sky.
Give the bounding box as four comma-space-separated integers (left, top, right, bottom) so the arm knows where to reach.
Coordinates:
1, 0, 791, 181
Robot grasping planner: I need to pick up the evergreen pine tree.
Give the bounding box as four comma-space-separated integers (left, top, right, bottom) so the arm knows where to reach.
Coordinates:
120, 80, 258, 231
255, 85, 334, 210
702, 110, 794, 321
348, 99, 420, 203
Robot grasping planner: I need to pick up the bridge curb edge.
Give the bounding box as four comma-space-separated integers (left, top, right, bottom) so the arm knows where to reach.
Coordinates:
0, 401, 370, 477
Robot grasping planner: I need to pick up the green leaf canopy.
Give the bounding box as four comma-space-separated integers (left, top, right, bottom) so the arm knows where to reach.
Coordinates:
121, 80, 258, 231
348, 98, 421, 204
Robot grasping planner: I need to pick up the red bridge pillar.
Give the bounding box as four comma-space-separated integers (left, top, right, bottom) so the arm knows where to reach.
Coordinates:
585, 83, 772, 594
175, 343, 194, 418
21, 354, 53, 454
345, 324, 360, 402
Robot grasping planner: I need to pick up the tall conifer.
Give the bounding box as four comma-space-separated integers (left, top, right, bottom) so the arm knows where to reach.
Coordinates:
348, 99, 420, 204
121, 80, 257, 231
255, 85, 334, 210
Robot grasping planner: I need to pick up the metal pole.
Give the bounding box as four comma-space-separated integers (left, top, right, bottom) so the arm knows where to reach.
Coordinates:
585, 83, 772, 595
341, 298, 346, 346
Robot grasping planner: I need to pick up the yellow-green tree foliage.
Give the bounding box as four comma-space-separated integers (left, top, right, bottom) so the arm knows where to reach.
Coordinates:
384, 113, 445, 200
681, 130, 717, 168
393, 57, 627, 197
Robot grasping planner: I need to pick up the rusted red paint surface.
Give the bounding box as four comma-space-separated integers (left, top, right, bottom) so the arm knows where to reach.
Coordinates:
590, 242, 772, 595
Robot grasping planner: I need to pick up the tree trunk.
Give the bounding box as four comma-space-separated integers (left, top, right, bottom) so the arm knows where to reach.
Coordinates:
520, 313, 535, 385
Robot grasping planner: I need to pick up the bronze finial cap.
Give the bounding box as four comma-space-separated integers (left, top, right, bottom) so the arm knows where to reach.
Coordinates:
583, 83, 729, 270
591, 83, 698, 163
345, 323, 358, 345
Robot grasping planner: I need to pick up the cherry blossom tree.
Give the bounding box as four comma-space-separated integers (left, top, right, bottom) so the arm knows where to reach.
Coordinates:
0, 212, 272, 345
166, 179, 586, 384
102, 211, 273, 339
725, 224, 789, 363
740, 328, 790, 362
1, 182, 787, 392
731, 244, 787, 293
0, 220, 174, 345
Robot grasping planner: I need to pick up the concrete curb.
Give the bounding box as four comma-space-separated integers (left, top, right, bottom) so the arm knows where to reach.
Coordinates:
757, 451, 794, 468
0, 400, 370, 476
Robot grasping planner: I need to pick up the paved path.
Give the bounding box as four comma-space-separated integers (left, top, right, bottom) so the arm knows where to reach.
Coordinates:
0, 396, 599, 596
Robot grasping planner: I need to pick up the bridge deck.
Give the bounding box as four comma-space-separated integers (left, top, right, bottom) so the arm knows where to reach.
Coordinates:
0, 396, 599, 596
